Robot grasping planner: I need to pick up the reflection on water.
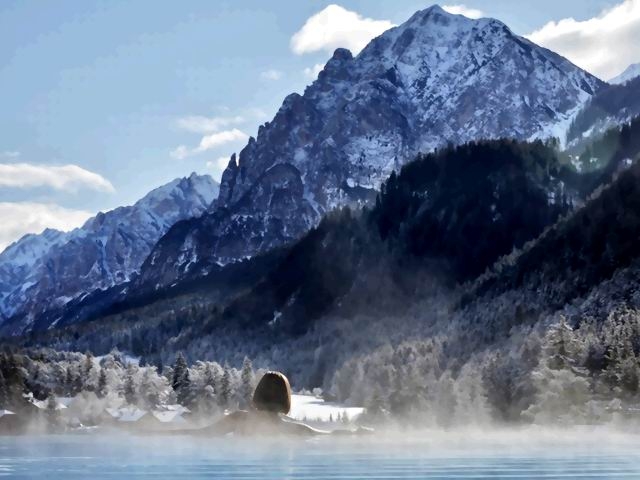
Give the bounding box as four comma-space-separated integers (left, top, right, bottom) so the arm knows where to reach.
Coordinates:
1, 429, 640, 479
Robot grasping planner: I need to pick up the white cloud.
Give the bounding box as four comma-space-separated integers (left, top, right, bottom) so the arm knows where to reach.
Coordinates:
0, 163, 115, 193
442, 4, 484, 19
526, 0, 640, 80
170, 145, 190, 160
290, 4, 395, 56
260, 69, 283, 81
206, 156, 233, 181
303, 63, 325, 80
0, 202, 93, 252
171, 129, 249, 160
175, 115, 245, 134
198, 129, 247, 150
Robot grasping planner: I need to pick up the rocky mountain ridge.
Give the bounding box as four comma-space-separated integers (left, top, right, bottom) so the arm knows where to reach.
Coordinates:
136, 5, 604, 290
0, 173, 219, 333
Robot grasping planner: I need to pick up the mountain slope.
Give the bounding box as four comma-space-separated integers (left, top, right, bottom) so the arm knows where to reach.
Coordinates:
567, 76, 640, 149
0, 173, 219, 333
19, 154, 640, 423
221, 139, 580, 335
20, 133, 627, 354
137, 5, 603, 291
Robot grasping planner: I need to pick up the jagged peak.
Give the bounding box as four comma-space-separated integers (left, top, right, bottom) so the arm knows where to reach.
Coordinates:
227, 153, 238, 169
331, 48, 353, 61
405, 4, 468, 26
279, 92, 303, 112
396, 4, 516, 40
356, 4, 514, 66
413, 4, 446, 16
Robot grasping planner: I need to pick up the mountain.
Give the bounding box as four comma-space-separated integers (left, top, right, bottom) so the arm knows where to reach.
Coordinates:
0, 173, 219, 334
136, 5, 604, 292
220, 139, 581, 335
17, 128, 640, 420
22, 128, 634, 360
567, 76, 640, 150
14, 147, 640, 423
609, 63, 640, 85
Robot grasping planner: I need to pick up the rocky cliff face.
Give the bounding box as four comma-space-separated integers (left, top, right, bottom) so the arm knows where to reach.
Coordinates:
0, 173, 218, 332
138, 6, 603, 290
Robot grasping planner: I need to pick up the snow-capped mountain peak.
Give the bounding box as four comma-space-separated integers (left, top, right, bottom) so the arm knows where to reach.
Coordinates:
0, 228, 67, 271
0, 173, 219, 330
136, 6, 604, 291
609, 63, 640, 85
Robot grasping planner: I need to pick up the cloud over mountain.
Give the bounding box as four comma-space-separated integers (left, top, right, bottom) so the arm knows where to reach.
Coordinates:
290, 4, 395, 55
170, 129, 249, 160
0, 202, 93, 252
0, 163, 114, 193
527, 0, 640, 80
442, 4, 484, 19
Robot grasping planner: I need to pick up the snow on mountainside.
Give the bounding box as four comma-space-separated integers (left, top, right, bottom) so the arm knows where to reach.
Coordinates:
609, 63, 640, 85
0, 228, 68, 272
0, 173, 219, 330
137, 5, 603, 290
567, 75, 640, 149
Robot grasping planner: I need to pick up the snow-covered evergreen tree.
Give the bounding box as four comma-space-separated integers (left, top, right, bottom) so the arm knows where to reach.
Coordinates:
219, 367, 231, 409
172, 352, 192, 406
240, 357, 254, 408
123, 364, 137, 406
97, 369, 108, 399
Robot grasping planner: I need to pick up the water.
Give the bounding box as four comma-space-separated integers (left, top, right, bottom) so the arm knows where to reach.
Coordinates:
1, 429, 640, 479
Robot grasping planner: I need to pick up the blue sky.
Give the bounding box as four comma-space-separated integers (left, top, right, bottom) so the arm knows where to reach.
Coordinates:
0, 0, 637, 250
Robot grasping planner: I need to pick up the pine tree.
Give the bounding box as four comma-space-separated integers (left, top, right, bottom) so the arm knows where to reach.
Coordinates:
82, 353, 94, 392
545, 319, 581, 371
201, 385, 217, 417
65, 365, 82, 396
240, 357, 254, 408
172, 352, 192, 406
51, 363, 66, 395
219, 367, 231, 409
140, 369, 160, 409
0, 353, 25, 410
523, 321, 590, 424
64, 366, 73, 394
28, 365, 48, 400
97, 369, 108, 398
204, 364, 216, 389
123, 364, 137, 406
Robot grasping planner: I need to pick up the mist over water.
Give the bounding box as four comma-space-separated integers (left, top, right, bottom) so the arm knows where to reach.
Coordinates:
2, 428, 640, 479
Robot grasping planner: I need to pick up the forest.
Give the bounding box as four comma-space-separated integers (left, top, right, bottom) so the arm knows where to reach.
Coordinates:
0, 348, 261, 431
3, 118, 640, 427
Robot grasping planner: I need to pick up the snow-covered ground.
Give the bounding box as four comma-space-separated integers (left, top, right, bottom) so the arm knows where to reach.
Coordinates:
289, 394, 364, 423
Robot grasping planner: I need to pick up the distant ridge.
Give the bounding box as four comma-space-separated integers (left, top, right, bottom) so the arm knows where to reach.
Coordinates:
0, 173, 219, 333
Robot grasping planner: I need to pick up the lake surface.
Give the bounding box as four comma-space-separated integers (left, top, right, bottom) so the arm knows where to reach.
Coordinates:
1, 428, 640, 479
